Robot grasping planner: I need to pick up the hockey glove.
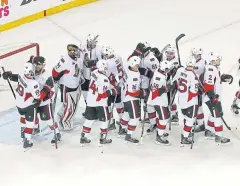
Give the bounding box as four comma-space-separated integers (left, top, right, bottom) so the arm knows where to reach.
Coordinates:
32, 99, 41, 108
2, 71, 12, 80
139, 89, 147, 99
221, 74, 233, 84
109, 85, 121, 96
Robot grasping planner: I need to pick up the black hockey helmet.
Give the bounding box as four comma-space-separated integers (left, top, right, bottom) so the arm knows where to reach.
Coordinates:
135, 42, 151, 56
33, 56, 46, 65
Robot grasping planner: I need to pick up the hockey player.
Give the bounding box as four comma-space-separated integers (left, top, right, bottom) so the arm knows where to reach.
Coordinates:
191, 48, 207, 133
79, 34, 102, 116
31, 56, 61, 143
2, 62, 41, 148
119, 56, 146, 144
177, 56, 199, 145
147, 60, 172, 145
80, 59, 121, 146
102, 46, 124, 130
203, 52, 232, 144
162, 45, 179, 123
52, 44, 82, 130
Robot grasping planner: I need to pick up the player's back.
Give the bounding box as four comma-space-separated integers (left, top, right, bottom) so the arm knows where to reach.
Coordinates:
16, 73, 40, 109
178, 69, 198, 108
87, 69, 110, 107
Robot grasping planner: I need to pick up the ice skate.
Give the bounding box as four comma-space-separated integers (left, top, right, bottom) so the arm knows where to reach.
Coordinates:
23, 138, 33, 149
215, 135, 230, 145
80, 132, 91, 147
180, 134, 193, 147
146, 124, 156, 134
125, 134, 139, 144
118, 125, 127, 137
99, 133, 112, 146
204, 129, 215, 140
51, 133, 61, 144
156, 133, 170, 146
108, 119, 116, 131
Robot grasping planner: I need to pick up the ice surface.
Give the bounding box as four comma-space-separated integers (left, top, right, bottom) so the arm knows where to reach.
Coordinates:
1, 0, 240, 185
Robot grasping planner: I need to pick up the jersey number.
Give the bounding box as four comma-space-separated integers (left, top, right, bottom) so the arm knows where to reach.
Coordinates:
178, 79, 187, 93
90, 80, 97, 94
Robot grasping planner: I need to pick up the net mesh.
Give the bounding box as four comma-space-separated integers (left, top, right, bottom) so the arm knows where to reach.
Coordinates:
0, 43, 40, 91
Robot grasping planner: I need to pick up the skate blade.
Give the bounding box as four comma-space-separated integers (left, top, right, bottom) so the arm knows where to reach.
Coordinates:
80, 143, 90, 147
155, 141, 171, 146
171, 121, 179, 125
124, 141, 139, 146
204, 136, 215, 140
23, 146, 33, 152
117, 134, 126, 138
98, 142, 112, 147
215, 141, 231, 146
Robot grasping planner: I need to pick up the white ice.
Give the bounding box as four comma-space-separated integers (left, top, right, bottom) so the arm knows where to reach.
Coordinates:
1, 0, 240, 185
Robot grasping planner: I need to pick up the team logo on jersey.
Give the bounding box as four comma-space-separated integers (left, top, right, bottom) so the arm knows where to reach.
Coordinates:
0, 0, 9, 18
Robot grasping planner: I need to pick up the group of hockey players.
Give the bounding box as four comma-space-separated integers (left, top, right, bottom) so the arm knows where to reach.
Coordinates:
1, 33, 239, 149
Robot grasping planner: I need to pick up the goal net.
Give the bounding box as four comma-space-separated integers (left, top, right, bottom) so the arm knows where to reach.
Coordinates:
0, 43, 40, 91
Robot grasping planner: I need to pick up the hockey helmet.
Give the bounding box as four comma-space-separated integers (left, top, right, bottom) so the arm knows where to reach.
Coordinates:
208, 52, 222, 66
159, 60, 171, 73
128, 56, 141, 68
186, 56, 196, 67
165, 45, 176, 59
24, 62, 36, 78
96, 59, 108, 74
67, 44, 80, 58
102, 46, 114, 59
87, 34, 99, 49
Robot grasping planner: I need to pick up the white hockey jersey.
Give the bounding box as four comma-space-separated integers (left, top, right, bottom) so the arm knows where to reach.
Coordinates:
147, 70, 168, 107
178, 69, 199, 109
194, 58, 206, 82
52, 54, 81, 89
123, 68, 141, 102
140, 52, 159, 89
16, 73, 41, 109
203, 64, 222, 102
79, 41, 102, 80
86, 69, 110, 107
106, 55, 124, 86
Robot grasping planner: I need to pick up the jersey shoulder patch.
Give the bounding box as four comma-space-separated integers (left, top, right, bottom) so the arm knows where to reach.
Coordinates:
155, 77, 161, 81
34, 84, 39, 89
208, 68, 213, 71
133, 78, 138, 81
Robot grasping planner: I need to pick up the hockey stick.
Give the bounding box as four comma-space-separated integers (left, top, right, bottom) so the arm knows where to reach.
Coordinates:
168, 34, 186, 131
140, 107, 147, 144
1, 67, 16, 99
175, 34, 186, 66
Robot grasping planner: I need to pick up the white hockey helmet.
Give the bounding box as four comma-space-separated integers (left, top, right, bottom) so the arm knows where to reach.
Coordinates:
208, 52, 222, 66
128, 56, 141, 68
102, 46, 114, 59
159, 60, 171, 73
186, 56, 196, 67
165, 45, 176, 59
191, 47, 203, 56
86, 34, 99, 49
24, 62, 36, 78
96, 59, 108, 74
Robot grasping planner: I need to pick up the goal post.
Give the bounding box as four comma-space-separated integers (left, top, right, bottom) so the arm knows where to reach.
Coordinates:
0, 43, 40, 91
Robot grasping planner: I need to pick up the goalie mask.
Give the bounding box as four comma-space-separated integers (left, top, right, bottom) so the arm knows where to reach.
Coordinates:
24, 62, 36, 79
87, 34, 99, 49
67, 44, 80, 59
